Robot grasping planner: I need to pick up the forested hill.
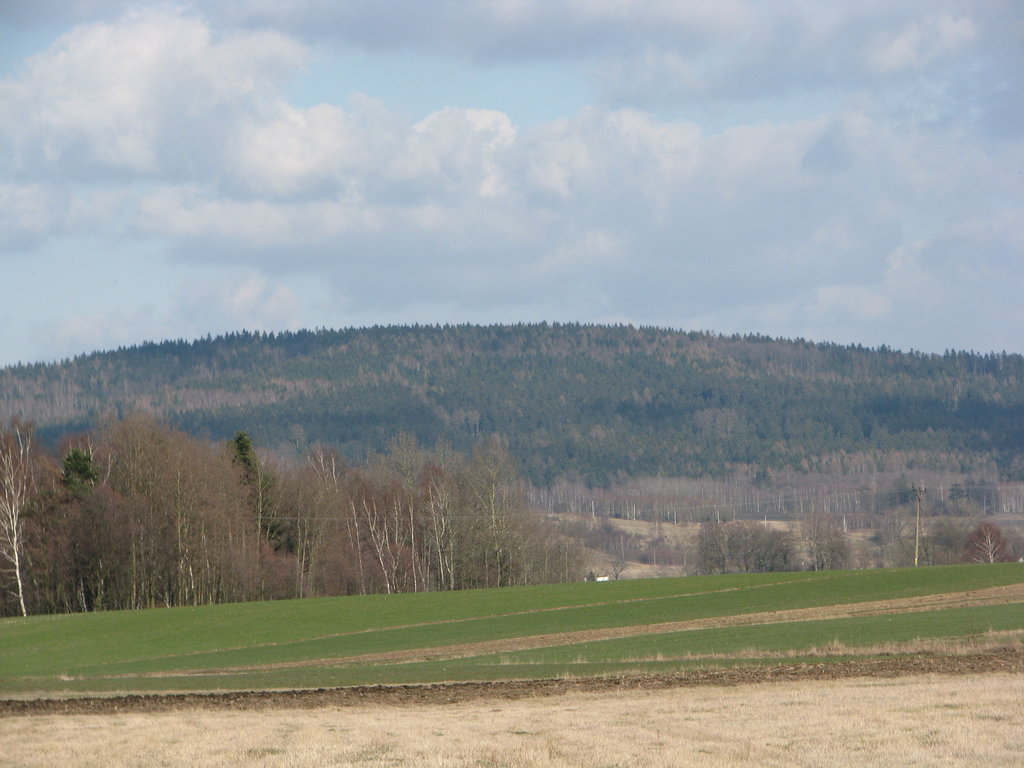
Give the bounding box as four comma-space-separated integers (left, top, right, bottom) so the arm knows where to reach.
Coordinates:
2, 324, 1023, 485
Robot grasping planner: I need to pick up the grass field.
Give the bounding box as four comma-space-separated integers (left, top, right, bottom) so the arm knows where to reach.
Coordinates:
1, 564, 1022, 697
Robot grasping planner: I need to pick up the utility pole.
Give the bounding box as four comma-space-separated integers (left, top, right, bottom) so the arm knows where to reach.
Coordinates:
913, 486, 926, 567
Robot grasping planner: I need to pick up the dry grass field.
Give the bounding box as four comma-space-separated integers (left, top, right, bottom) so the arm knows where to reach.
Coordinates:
2, 672, 1020, 767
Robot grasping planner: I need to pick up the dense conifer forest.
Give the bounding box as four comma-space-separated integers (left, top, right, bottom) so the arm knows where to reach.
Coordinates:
3, 323, 1023, 486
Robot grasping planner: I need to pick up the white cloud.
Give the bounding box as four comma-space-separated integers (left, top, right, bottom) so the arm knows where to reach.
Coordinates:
4, 2, 1016, 125
192, 272, 305, 331
812, 284, 893, 321
392, 107, 518, 199
866, 13, 977, 73
31, 269, 308, 362
0, 8, 307, 178
228, 103, 356, 198
113, 89, 1020, 355
0, 2, 1022, 364
206, 0, 752, 56
0, 184, 59, 249
42, 308, 160, 361
538, 229, 623, 275
135, 185, 385, 247
0, 183, 133, 252
589, 2, 1010, 112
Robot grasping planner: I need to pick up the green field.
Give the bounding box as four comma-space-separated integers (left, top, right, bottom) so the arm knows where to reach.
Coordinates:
1, 564, 1022, 697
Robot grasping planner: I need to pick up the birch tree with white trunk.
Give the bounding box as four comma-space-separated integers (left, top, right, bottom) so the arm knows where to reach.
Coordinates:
0, 425, 33, 616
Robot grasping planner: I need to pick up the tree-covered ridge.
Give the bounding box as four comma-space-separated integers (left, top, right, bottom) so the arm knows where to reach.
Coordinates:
2, 324, 1023, 485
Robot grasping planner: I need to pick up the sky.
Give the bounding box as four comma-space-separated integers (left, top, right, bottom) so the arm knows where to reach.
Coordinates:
1, 1, 1022, 367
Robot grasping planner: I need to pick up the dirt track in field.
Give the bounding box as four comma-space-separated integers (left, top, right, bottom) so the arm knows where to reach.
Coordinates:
118, 582, 1024, 677
3, 583, 1021, 717
321, 582, 1024, 668
2, 651, 1021, 717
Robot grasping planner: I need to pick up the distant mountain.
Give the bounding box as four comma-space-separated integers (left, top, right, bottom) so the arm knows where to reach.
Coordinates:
2, 324, 1023, 485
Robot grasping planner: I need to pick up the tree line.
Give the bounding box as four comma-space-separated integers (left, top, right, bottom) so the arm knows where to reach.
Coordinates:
541, 471, 1022, 577
0, 416, 584, 617
569, 509, 1018, 578
691, 515, 1017, 574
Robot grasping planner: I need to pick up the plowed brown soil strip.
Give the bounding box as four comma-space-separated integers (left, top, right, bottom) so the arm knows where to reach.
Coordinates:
1, 651, 1020, 716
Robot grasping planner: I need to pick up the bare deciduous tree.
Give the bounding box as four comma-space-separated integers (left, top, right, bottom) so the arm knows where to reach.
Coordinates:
802, 512, 849, 571
696, 521, 728, 574
419, 461, 460, 591
966, 522, 1009, 564
0, 424, 34, 616
696, 520, 794, 575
